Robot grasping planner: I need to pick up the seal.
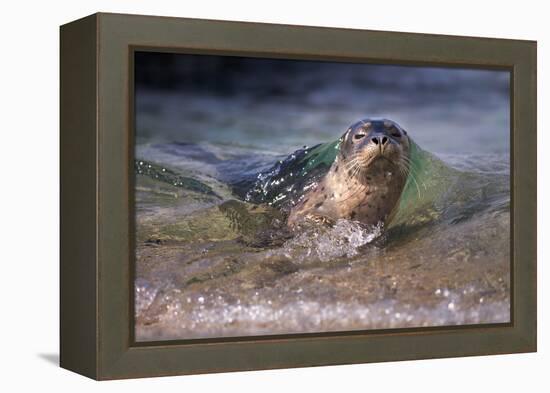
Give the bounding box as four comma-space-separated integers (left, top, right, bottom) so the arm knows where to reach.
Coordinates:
287, 118, 411, 228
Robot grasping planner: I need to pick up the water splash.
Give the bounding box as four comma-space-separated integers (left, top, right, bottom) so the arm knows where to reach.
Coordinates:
244, 140, 340, 209
273, 220, 383, 263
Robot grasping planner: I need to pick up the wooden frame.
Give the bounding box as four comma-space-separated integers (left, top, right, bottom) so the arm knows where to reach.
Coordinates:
60, 12, 536, 380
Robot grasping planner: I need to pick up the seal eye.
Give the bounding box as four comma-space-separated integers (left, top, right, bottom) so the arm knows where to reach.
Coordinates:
391, 132, 401, 138
353, 133, 366, 140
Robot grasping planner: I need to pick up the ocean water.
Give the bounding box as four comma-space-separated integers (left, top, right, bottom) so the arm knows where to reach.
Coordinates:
133, 63, 510, 341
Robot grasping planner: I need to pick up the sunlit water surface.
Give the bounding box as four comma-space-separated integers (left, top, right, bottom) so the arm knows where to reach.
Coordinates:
134, 68, 510, 340
134, 141, 509, 341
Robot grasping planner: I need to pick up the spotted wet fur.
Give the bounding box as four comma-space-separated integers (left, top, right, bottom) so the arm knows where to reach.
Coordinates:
287, 118, 411, 228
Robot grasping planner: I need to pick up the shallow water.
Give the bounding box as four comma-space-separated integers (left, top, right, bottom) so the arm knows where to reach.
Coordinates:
134, 140, 510, 341
133, 65, 510, 341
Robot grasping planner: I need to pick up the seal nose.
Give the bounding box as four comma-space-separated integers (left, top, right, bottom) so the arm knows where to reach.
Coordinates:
371, 136, 388, 146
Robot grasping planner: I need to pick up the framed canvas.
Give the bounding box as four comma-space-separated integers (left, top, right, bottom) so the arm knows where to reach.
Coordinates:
60, 12, 537, 380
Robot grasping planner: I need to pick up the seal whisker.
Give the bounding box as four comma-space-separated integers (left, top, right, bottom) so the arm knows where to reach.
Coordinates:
409, 172, 422, 199
399, 158, 421, 199
342, 160, 357, 170
343, 153, 372, 180
400, 155, 422, 179
398, 155, 415, 177
351, 155, 373, 180
344, 162, 360, 178
342, 152, 361, 168
399, 155, 425, 198
397, 160, 410, 183
343, 158, 360, 171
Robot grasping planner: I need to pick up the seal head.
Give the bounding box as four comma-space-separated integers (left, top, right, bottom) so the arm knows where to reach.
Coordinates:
287, 118, 411, 227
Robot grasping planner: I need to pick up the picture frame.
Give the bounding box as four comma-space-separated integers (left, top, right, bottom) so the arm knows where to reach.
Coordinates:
60, 12, 536, 380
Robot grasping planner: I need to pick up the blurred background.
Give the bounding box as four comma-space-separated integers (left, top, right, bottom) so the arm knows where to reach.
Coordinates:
135, 52, 510, 156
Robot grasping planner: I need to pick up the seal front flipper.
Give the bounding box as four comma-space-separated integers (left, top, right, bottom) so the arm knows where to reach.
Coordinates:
305, 214, 336, 227
288, 213, 336, 230
218, 200, 291, 247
